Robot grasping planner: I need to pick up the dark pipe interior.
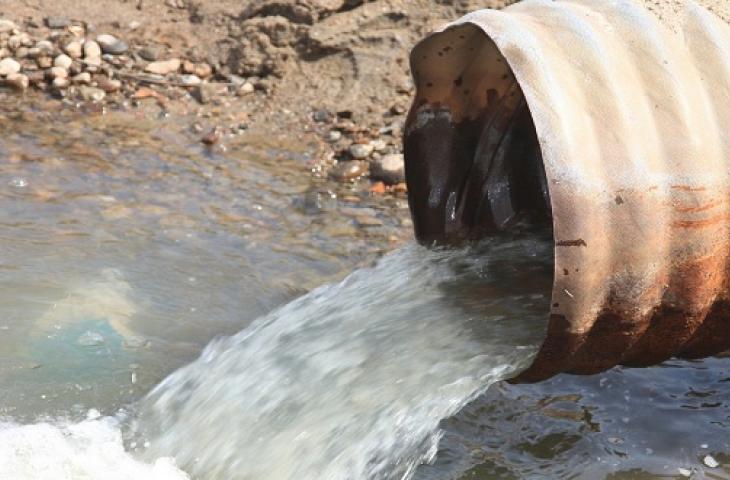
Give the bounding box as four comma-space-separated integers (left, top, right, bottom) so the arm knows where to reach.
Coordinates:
404, 88, 552, 246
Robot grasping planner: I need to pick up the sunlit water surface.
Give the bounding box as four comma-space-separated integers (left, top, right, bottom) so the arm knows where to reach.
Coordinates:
1, 96, 729, 480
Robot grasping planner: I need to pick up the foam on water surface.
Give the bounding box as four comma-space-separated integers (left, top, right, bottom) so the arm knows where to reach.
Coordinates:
0, 412, 188, 480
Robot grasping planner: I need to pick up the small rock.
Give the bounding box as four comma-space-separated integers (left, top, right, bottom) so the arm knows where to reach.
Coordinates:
72, 72, 91, 84
193, 63, 212, 78
0, 19, 17, 33
68, 25, 85, 37
78, 86, 106, 102
326, 130, 342, 143
15, 47, 30, 59
138, 45, 163, 61
8, 33, 32, 50
96, 34, 128, 55
36, 56, 53, 69
236, 82, 255, 96
83, 40, 102, 59
128, 20, 142, 31
330, 160, 368, 182
179, 74, 201, 86
97, 77, 121, 93
0, 57, 21, 76
145, 58, 181, 75
371, 153, 405, 185
44, 16, 70, 29
678, 468, 691, 477
313, 109, 332, 123
355, 215, 383, 227
35, 40, 55, 55
83, 56, 102, 67
370, 138, 388, 152
192, 83, 218, 104
52, 76, 69, 89
201, 127, 222, 145
0, 48, 10, 58
704, 455, 719, 468
4, 73, 29, 90
370, 181, 386, 194
64, 41, 82, 58
54, 54, 73, 69
49, 66, 68, 79
349, 143, 374, 159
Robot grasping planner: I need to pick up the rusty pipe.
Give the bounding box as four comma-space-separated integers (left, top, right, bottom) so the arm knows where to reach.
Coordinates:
404, 0, 730, 382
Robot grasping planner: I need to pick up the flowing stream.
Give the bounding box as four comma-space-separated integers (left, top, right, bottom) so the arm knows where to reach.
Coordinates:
135, 230, 553, 480
0, 228, 553, 480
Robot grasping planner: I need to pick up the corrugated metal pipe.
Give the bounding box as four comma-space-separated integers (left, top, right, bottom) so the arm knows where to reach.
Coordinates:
403, 0, 730, 382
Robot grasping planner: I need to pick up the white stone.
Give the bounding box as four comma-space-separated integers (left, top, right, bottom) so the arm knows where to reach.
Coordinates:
0, 57, 21, 76
64, 40, 83, 58
50, 66, 68, 79
349, 143, 374, 159
704, 455, 719, 468
0, 19, 17, 33
145, 58, 181, 75
54, 54, 73, 69
72, 72, 91, 84
4, 72, 28, 90
83, 40, 102, 59
179, 74, 202, 86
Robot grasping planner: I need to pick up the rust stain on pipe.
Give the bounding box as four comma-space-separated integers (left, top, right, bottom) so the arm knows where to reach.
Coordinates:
404, 0, 730, 382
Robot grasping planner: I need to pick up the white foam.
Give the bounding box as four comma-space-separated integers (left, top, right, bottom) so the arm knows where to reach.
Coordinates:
0, 414, 189, 480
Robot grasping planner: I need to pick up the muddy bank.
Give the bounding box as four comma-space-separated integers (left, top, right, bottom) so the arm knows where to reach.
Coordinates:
0, 0, 516, 198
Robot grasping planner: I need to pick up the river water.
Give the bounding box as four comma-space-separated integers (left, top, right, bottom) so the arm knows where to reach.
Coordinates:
1, 95, 729, 479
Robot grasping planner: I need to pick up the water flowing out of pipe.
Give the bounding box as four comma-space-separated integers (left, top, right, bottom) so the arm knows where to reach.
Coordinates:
134, 225, 553, 480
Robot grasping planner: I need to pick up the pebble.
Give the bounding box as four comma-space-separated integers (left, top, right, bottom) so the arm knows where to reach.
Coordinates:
83, 55, 102, 67
64, 40, 83, 58
236, 82, 255, 96
201, 127, 222, 145
68, 25, 85, 37
355, 215, 383, 227
0, 19, 17, 33
313, 109, 332, 123
145, 58, 181, 75
326, 130, 342, 143
52, 76, 69, 89
96, 34, 128, 55
371, 153, 405, 185
330, 160, 368, 182
49, 66, 68, 79
4, 73, 29, 90
98, 77, 122, 93
37, 56, 53, 69
704, 455, 719, 468
72, 72, 91, 84
180, 74, 202, 86
78, 86, 106, 102
138, 45, 163, 61
349, 143, 374, 159
0, 57, 21, 76
83, 40, 102, 59
54, 54, 73, 69
370, 138, 388, 152
44, 16, 69, 29
678, 468, 691, 477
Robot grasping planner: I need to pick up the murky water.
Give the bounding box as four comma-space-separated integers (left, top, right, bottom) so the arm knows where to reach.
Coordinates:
1, 94, 729, 479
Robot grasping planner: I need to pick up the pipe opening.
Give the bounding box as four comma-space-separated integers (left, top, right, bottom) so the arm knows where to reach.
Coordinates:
404, 24, 553, 246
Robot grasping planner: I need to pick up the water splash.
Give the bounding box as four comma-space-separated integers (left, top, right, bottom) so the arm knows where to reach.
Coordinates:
136, 230, 553, 480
